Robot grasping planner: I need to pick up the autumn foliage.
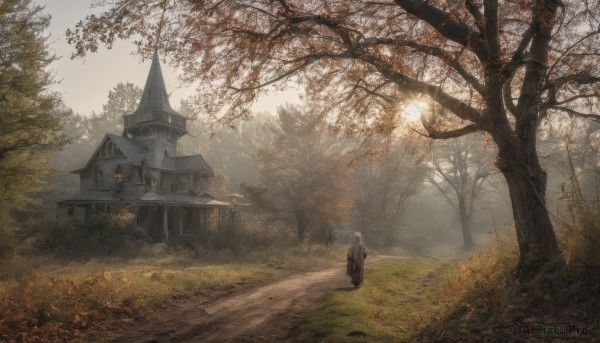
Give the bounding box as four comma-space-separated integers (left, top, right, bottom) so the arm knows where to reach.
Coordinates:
67, 0, 600, 278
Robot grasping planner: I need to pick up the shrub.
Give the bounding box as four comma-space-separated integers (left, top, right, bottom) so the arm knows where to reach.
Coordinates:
20, 214, 125, 257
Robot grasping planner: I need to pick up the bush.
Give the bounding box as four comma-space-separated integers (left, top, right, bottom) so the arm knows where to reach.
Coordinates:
20, 214, 125, 257
229, 210, 296, 250
17, 216, 71, 256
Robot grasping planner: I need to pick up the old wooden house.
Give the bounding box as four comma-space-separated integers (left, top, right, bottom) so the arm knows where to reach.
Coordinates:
59, 53, 229, 243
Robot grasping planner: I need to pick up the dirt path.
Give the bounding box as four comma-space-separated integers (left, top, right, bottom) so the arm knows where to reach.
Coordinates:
103, 256, 397, 343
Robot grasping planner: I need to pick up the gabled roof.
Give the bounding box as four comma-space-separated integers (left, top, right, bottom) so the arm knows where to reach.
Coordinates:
162, 154, 214, 174
106, 134, 150, 165
133, 52, 180, 116
72, 134, 214, 174
72, 134, 150, 174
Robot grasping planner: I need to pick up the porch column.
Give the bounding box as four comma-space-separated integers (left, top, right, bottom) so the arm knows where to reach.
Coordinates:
179, 208, 183, 235
163, 206, 169, 242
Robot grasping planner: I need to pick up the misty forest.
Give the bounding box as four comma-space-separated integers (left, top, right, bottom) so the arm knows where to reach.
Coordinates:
1, 0, 599, 342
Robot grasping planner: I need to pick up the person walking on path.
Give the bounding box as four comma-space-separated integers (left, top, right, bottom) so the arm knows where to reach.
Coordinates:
347, 232, 367, 287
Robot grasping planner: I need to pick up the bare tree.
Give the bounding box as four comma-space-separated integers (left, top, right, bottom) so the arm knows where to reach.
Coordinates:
354, 137, 427, 248
68, 0, 600, 279
428, 135, 496, 249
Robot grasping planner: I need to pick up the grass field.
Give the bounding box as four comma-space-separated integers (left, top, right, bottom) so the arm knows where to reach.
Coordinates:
0, 244, 346, 342
297, 257, 453, 342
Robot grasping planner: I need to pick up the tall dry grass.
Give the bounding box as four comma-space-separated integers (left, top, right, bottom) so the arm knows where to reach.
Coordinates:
416, 154, 600, 341
559, 151, 600, 269
0, 242, 346, 341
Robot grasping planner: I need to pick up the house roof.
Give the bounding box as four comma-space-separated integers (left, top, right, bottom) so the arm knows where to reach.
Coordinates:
106, 134, 149, 165
138, 191, 229, 206
133, 52, 180, 116
72, 134, 214, 174
71, 134, 150, 174
59, 190, 230, 207
162, 154, 214, 174
59, 190, 129, 203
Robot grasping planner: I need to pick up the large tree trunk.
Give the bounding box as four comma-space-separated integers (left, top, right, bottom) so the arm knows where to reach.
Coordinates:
496, 144, 562, 280
457, 196, 474, 250
478, 0, 563, 282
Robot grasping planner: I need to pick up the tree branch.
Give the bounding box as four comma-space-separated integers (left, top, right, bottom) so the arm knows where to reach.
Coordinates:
553, 93, 600, 106
502, 25, 533, 79
465, 0, 485, 31
362, 55, 482, 122
405, 41, 485, 95
549, 106, 600, 121
545, 74, 600, 91
431, 153, 460, 193
393, 0, 488, 60
227, 55, 320, 92
484, 0, 500, 58
426, 175, 458, 208
411, 123, 483, 140
547, 29, 600, 81
503, 75, 518, 116
358, 37, 484, 94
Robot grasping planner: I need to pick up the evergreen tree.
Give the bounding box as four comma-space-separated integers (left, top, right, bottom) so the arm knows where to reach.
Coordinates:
0, 0, 67, 257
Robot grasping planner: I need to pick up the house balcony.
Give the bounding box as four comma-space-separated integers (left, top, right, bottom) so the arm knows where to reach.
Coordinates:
123, 111, 187, 132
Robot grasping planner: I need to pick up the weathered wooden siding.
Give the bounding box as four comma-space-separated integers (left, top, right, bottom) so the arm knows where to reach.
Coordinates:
134, 205, 219, 243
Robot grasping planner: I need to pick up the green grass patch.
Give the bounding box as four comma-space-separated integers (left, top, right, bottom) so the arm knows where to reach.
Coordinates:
297, 257, 453, 342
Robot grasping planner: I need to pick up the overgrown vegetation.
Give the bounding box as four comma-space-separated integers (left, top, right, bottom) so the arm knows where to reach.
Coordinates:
409, 154, 600, 342
295, 167, 600, 342
0, 243, 346, 341
18, 214, 126, 257
298, 220, 598, 342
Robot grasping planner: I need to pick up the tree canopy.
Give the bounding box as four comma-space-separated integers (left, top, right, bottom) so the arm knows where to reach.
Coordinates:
0, 0, 66, 206
68, 0, 600, 279
247, 104, 354, 241
0, 0, 67, 257
68, 1, 600, 126
86, 82, 142, 138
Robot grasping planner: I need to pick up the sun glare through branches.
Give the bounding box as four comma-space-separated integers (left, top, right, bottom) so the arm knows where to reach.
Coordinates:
402, 101, 428, 123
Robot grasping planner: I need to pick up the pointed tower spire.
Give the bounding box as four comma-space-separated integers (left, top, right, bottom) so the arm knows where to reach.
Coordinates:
134, 52, 176, 115
123, 53, 188, 144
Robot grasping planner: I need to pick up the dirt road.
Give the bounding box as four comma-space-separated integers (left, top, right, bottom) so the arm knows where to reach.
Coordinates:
104, 257, 393, 343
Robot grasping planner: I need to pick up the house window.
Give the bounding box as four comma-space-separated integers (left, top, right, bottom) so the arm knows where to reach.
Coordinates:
114, 163, 124, 185
144, 170, 152, 191
173, 174, 188, 191
98, 141, 123, 158
193, 173, 206, 192
105, 141, 114, 156
93, 170, 103, 186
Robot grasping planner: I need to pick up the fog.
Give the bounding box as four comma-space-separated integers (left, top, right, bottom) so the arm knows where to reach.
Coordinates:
37, 86, 598, 258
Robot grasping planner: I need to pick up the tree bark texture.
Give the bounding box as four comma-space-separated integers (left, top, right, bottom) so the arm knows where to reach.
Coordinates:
494, 132, 562, 279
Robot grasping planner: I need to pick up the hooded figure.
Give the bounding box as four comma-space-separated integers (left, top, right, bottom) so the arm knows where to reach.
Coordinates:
347, 232, 367, 287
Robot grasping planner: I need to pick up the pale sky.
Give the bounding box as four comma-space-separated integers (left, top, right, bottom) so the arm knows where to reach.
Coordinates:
37, 0, 300, 117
